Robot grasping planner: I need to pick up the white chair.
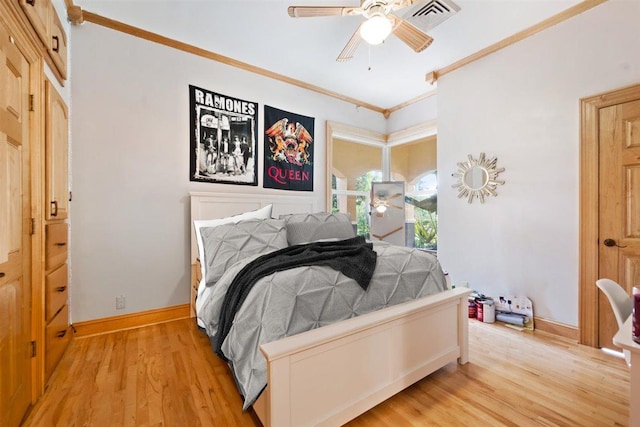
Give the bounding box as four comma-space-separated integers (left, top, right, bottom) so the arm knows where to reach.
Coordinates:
596, 278, 633, 366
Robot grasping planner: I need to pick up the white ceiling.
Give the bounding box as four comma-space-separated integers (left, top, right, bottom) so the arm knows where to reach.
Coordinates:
76, 0, 583, 109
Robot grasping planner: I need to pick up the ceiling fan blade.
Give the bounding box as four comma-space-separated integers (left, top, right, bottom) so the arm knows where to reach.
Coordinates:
288, 6, 358, 18
390, 15, 433, 53
336, 25, 362, 62
390, 0, 420, 11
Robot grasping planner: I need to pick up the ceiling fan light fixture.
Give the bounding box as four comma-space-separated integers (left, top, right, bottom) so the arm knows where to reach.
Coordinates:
375, 204, 388, 214
360, 14, 392, 45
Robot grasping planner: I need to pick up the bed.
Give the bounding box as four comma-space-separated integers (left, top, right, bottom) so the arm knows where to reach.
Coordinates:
190, 191, 471, 427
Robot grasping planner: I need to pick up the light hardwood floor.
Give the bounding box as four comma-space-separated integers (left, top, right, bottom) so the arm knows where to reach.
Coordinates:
22, 318, 630, 427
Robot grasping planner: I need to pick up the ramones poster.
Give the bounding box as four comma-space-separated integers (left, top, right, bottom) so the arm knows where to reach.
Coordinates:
189, 85, 258, 186
263, 105, 314, 191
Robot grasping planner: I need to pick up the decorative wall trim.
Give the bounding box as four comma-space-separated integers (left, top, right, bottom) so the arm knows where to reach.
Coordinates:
79, 10, 386, 116
386, 120, 437, 146
425, 0, 608, 84
534, 317, 578, 341
73, 304, 190, 338
69, 2, 606, 117
384, 89, 437, 118
326, 121, 386, 145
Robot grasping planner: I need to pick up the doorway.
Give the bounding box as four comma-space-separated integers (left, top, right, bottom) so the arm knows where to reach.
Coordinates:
579, 83, 640, 349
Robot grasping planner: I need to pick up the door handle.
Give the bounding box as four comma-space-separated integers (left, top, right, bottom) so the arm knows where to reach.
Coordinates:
603, 238, 627, 248
0, 272, 5, 278
51, 200, 58, 217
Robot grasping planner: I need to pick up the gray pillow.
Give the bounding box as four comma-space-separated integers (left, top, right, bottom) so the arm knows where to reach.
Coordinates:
201, 218, 287, 286
279, 212, 354, 245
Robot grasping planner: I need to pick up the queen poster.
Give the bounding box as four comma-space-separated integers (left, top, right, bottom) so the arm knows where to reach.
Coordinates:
263, 105, 314, 191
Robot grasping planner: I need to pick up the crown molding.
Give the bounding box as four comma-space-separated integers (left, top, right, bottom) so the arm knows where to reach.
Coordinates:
80, 9, 388, 116
383, 88, 438, 118
68, 1, 606, 118
425, 0, 608, 84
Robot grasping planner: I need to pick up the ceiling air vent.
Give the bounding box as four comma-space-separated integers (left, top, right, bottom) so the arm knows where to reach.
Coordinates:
400, 0, 460, 34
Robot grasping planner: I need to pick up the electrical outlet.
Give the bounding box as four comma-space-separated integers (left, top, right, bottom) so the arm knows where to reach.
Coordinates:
116, 295, 126, 310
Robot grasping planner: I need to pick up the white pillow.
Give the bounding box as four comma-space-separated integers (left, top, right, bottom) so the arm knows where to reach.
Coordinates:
194, 204, 272, 280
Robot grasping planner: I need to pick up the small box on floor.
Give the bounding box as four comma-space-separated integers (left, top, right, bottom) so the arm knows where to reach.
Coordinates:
494, 296, 534, 331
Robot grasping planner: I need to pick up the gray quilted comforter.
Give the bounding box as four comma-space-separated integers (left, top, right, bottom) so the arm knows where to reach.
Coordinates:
198, 241, 448, 410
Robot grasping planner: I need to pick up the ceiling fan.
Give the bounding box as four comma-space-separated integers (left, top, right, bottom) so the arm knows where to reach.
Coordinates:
288, 0, 460, 62
371, 192, 403, 216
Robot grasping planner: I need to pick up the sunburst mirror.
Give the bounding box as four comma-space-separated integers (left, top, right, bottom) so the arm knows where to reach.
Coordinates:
452, 152, 505, 204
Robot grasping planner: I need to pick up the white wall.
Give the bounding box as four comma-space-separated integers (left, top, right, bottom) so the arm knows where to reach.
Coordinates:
69, 1, 640, 326
70, 24, 386, 322
386, 94, 437, 134
437, 0, 640, 326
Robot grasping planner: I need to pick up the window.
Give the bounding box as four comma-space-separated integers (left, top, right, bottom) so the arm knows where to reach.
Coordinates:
391, 136, 437, 249
332, 170, 382, 238
331, 138, 383, 237
327, 121, 438, 249
409, 172, 438, 250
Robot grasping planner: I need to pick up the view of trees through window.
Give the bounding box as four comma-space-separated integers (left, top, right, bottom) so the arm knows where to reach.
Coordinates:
411, 172, 438, 250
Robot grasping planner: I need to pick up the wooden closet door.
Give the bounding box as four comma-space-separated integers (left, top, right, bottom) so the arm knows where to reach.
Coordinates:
598, 98, 640, 349
0, 18, 32, 427
18, 0, 49, 46
45, 81, 68, 220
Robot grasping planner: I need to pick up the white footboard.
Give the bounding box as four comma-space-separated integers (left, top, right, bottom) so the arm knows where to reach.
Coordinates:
255, 287, 471, 427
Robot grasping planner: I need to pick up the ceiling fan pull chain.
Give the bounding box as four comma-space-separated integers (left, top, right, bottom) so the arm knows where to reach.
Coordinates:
368, 44, 372, 71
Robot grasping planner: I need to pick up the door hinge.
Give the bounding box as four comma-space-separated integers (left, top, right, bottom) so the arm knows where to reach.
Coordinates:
29, 94, 34, 112
30, 218, 35, 235
30, 341, 36, 358
69, 191, 72, 202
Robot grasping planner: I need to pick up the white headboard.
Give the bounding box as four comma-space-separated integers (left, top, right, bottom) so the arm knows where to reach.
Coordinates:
189, 191, 321, 263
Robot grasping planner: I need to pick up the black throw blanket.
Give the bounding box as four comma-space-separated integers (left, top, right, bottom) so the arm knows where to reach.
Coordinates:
213, 235, 377, 359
